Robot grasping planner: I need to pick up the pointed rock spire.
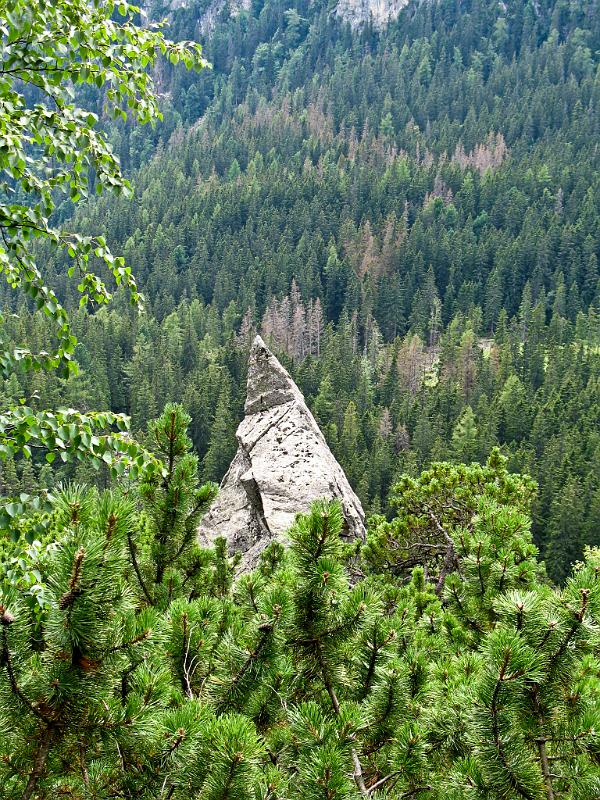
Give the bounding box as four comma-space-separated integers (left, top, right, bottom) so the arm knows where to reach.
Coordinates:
198, 335, 366, 571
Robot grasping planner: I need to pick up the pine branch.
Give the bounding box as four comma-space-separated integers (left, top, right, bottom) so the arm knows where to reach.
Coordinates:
476, 541, 485, 597
316, 642, 368, 797
498, 557, 509, 594
59, 547, 85, 610
1, 624, 53, 724
362, 634, 380, 701
531, 687, 554, 800
547, 589, 589, 678
538, 621, 558, 651
323, 603, 366, 641
181, 613, 194, 699
218, 623, 273, 709
198, 607, 230, 695
126, 527, 154, 606
351, 749, 369, 798
108, 630, 151, 654
360, 627, 394, 700
535, 733, 555, 800
422, 506, 460, 595
172, 520, 197, 563
167, 410, 177, 479
314, 512, 331, 561
21, 730, 57, 800
163, 730, 185, 758
448, 584, 484, 632
79, 744, 89, 790
371, 675, 396, 735
221, 753, 241, 800
246, 582, 260, 614
121, 660, 141, 705
490, 650, 536, 800
366, 771, 402, 794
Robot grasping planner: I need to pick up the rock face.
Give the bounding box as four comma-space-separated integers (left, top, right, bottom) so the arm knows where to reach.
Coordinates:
335, 0, 412, 30
195, 0, 251, 36
144, 0, 251, 37
198, 336, 366, 571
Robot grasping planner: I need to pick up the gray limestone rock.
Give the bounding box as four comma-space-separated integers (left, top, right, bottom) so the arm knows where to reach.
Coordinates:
334, 0, 419, 31
198, 335, 366, 571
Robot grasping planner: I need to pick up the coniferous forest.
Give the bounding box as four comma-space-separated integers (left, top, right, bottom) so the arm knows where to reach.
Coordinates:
1, 0, 600, 796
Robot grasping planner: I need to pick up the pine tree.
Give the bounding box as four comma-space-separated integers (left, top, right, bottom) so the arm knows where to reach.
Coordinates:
0, 489, 164, 800
363, 450, 537, 589
498, 375, 532, 443
284, 500, 375, 798
2, 468, 600, 799
544, 478, 586, 585
454, 552, 600, 799
134, 404, 218, 609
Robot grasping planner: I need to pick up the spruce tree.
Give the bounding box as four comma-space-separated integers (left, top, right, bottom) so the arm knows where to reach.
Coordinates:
451, 405, 479, 463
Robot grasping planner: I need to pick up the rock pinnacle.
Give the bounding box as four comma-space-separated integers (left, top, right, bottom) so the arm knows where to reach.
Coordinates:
198, 335, 366, 571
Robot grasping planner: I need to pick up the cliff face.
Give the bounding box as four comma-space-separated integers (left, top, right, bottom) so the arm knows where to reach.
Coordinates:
194, 0, 251, 36
153, 0, 410, 39
335, 0, 412, 30
145, 0, 251, 35
198, 336, 366, 571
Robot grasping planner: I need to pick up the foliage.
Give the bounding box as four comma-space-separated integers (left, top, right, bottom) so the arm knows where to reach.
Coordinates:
3, 299, 600, 581
130, 402, 219, 608
2, 411, 600, 798
1, 0, 600, 791
0, 0, 206, 375
0, 406, 166, 525
363, 449, 537, 589
0, 0, 207, 480
3, 0, 598, 578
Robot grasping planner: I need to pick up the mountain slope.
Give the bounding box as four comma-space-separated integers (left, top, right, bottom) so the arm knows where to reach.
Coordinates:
1, 0, 599, 581
54, 0, 597, 333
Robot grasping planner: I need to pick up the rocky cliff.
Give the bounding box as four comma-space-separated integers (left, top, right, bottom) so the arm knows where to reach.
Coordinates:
198, 336, 366, 571
144, 0, 251, 36
151, 0, 410, 38
195, 0, 251, 36
335, 0, 412, 30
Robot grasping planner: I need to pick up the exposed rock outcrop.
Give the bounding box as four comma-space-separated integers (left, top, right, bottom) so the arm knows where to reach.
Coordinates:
195, 0, 251, 36
144, 0, 251, 37
335, 0, 411, 30
198, 336, 366, 571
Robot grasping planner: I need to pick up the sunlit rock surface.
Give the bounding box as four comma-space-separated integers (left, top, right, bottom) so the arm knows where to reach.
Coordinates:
335, 0, 411, 30
198, 336, 366, 571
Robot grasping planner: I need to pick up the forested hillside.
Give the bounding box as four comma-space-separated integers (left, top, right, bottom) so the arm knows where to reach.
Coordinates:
1, 0, 599, 584
4, 1, 600, 797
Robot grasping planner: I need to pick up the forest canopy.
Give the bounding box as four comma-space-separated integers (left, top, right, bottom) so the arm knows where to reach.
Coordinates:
1, 0, 597, 579
1, 0, 600, 796
1, 409, 600, 799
